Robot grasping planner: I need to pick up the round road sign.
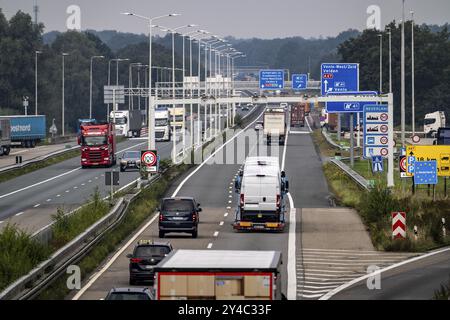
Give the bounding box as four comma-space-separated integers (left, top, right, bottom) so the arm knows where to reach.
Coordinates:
412, 135, 420, 143
380, 148, 388, 156
380, 136, 388, 144
141, 151, 157, 167
380, 125, 388, 133
380, 113, 388, 121
400, 156, 407, 171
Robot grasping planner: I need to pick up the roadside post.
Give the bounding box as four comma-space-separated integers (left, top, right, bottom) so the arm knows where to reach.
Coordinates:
105, 171, 120, 202
392, 212, 406, 239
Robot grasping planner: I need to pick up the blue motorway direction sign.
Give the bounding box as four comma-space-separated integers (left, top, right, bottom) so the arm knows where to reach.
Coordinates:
321, 63, 359, 95
325, 91, 377, 113
259, 70, 284, 90
414, 161, 438, 185
292, 74, 308, 90
372, 155, 384, 173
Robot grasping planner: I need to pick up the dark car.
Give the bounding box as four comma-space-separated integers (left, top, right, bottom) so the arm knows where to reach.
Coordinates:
104, 287, 155, 300
158, 197, 201, 238
127, 240, 173, 285
119, 150, 141, 172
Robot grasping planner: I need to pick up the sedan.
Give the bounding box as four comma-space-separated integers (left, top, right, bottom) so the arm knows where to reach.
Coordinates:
119, 151, 141, 172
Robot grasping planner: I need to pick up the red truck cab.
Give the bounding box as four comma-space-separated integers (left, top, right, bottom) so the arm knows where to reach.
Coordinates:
79, 122, 116, 168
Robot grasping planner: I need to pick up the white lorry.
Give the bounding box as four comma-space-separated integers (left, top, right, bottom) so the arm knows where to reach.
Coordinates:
424, 111, 445, 137
110, 110, 143, 137
263, 107, 287, 145
233, 156, 288, 231
155, 108, 171, 142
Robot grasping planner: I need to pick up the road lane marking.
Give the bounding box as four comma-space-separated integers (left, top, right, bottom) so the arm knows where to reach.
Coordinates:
0, 142, 147, 200
65, 190, 70, 193
228, 200, 232, 203
46, 199, 51, 202
81, 183, 85, 186
56, 194, 61, 197
33, 204, 40, 208
226, 206, 231, 209
207, 243, 213, 249
0, 221, 3, 224
88, 180, 92, 183
213, 231, 219, 237
219, 221, 224, 226
74, 186, 78, 189
15, 212, 24, 216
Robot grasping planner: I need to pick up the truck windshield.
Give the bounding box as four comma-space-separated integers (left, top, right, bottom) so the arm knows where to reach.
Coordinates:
424, 119, 436, 125
155, 119, 168, 126
82, 136, 107, 146
113, 117, 127, 125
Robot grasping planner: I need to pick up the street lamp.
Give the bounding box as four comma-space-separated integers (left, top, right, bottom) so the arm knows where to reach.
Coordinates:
35, 50, 42, 115
401, 0, 406, 147
129, 62, 142, 110
378, 34, 383, 94
90, 55, 104, 119
121, 12, 180, 152
411, 10, 415, 135
386, 27, 393, 93
62, 52, 69, 137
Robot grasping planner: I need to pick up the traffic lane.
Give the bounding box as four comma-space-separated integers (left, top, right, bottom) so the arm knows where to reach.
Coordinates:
332, 250, 450, 300
284, 131, 331, 208
0, 140, 172, 230
76, 206, 228, 300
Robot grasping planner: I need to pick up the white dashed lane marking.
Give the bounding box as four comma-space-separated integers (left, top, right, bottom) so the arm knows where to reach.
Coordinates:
15, 212, 24, 217
207, 243, 213, 249
213, 231, 219, 237
219, 221, 224, 226
46, 199, 51, 202
33, 204, 40, 208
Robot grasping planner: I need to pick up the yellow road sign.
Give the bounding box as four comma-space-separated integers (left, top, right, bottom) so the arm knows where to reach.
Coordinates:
406, 145, 450, 177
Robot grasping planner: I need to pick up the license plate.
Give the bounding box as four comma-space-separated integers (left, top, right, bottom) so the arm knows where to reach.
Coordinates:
254, 225, 265, 229
172, 217, 184, 220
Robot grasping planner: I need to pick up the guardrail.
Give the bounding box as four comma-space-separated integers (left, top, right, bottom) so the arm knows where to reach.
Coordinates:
0, 145, 79, 174
0, 172, 161, 300
330, 158, 370, 191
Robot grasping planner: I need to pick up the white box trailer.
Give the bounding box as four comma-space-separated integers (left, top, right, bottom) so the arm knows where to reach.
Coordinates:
263, 107, 287, 145
153, 249, 283, 300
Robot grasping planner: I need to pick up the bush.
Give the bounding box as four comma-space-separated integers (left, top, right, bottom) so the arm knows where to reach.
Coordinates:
0, 224, 51, 291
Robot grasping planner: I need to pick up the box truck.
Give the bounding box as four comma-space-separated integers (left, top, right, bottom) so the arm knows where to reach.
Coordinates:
263, 107, 287, 145
0, 118, 11, 156
290, 103, 306, 127
110, 110, 143, 137
153, 249, 283, 300
0, 115, 46, 148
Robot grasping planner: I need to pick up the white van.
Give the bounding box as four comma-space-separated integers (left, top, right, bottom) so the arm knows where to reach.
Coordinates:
234, 157, 288, 231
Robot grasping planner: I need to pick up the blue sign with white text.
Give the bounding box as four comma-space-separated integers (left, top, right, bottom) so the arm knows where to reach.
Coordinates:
259, 70, 284, 90
414, 161, 438, 185
292, 74, 308, 90
325, 91, 378, 114
321, 63, 359, 95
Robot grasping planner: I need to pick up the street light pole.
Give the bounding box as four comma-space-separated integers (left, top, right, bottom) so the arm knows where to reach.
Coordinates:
387, 27, 393, 93
90, 55, 104, 119
378, 34, 383, 94
411, 10, 415, 135
61, 53, 69, 137
35, 50, 42, 115
401, 0, 406, 147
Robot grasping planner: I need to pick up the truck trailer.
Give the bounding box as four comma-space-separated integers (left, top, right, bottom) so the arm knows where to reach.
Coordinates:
263, 107, 287, 145
0, 119, 11, 156
153, 249, 283, 300
0, 115, 46, 148
290, 103, 306, 127
110, 110, 143, 137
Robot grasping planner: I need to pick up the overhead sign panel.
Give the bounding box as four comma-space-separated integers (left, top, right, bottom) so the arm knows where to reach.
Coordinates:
363, 104, 389, 159
292, 74, 308, 90
104, 85, 125, 104
406, 145, 450, 177
259, 70, 284, 90
325, 91, 377, 113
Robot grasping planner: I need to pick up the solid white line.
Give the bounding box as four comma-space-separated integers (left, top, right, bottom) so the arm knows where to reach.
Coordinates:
207, 243, 213, 249
73, 212, 159, 300
302, 258, 402, 263
301, 252, 412, 257
0, 142, 147, 200
305, 116, 313, 132
33, 204, 40, 208
213, 231, 219, 237
75, 110, 266, 300
15, 212, 24, 217
170, 109, 264, 198
302, 248, 393, 253
320, 246, 450, 300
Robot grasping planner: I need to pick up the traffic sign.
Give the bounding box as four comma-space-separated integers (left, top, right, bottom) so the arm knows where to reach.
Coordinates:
406, 145, 450, 177
392, 212, 406, 239
371, 155, 384, 173
414, 161, 438, 185
141, 150, 158, 173
259, 70, 284, 90
411, 135, 421, 143
321, 63, 359, 96
292, 74, 308, 90
324, 91, 377, 114
363, 104, 389, 159
104, 85, 125, 104
399, 148, 407, 178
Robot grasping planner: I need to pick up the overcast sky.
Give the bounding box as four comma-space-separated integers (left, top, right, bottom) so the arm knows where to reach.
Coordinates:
1, 0, 450, 39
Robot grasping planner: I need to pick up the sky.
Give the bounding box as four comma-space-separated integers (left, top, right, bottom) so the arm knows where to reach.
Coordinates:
1, 0, 450, 39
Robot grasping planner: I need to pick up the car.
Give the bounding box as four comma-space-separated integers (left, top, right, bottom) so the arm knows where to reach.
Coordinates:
126, 239, 173, 285
119, 150, 141, 172
104, 287, 155, 300
158, 197, 202, 238
254, 123, 263, 131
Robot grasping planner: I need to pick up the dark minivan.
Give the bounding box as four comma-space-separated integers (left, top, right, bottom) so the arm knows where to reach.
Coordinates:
158, 197, 201, 238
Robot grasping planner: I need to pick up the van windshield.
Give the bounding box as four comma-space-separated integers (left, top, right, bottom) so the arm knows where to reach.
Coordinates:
162, 199, 194, 212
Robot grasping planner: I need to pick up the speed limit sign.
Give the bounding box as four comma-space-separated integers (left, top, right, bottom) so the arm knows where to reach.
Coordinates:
141, 150, 158, 172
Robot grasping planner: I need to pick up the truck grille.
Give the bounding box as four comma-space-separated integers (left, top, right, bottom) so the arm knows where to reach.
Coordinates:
88, 150, 103, 162
155, 131, 165, 139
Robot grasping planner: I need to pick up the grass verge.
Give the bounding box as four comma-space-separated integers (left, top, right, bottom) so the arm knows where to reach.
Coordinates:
35, 163, 191, 300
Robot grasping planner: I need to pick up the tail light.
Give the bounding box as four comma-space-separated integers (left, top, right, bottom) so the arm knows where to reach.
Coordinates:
130, 258, 143, 263
240, 194, 244, 207
192, 213, 197, 222
159, 214, 164, 221
276, 194, 280, 209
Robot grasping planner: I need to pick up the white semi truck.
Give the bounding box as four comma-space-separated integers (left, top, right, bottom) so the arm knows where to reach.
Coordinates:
155, 108, 171, 142
424, 111, 445, 137
110, 110, 143, 137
